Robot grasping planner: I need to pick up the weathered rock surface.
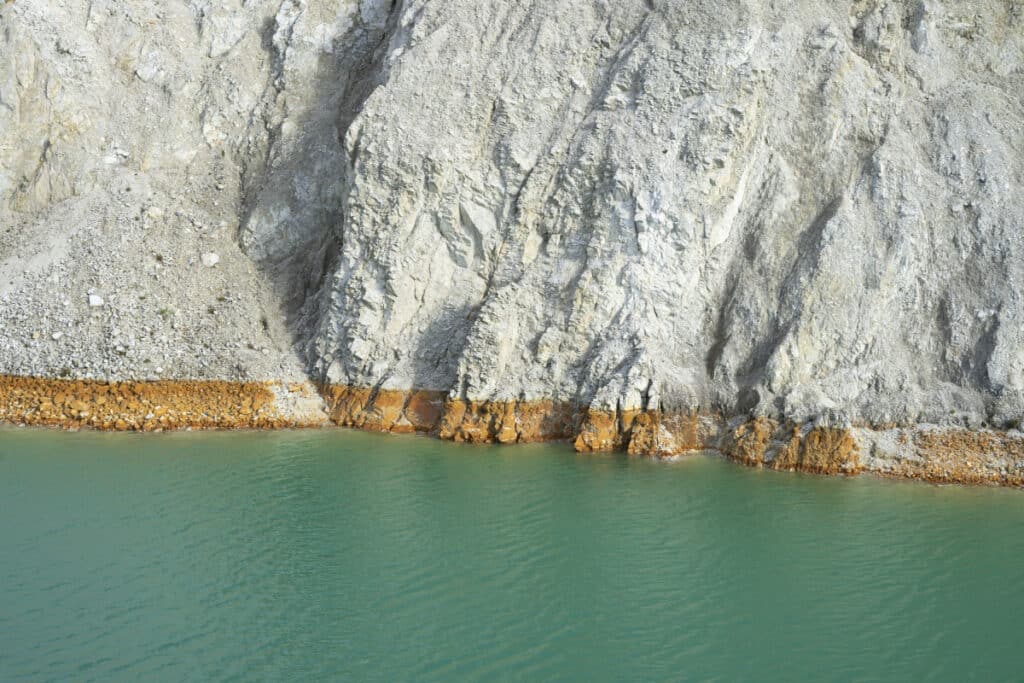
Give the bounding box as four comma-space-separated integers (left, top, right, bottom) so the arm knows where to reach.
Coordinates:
310, 0, 1024, 430
2, 1, 1024, 483
0, 375, 327, 430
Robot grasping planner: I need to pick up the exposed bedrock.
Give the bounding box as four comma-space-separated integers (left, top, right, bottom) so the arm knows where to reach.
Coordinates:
317, 387, 1024, 485
308, 0, 1024, 433
2, 1, 1024, 480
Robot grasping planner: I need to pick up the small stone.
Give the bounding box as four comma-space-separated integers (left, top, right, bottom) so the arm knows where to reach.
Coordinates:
51, 332, 64, 340
201, 252, 220, 267
88, 294, 104, 307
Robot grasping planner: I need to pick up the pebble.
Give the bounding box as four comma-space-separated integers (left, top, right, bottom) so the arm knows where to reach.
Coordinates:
201, 252, 220, 267
88, 294, 105, 307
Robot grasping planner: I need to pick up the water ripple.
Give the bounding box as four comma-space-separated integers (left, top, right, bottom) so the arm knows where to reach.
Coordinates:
2, 434, 1024, 681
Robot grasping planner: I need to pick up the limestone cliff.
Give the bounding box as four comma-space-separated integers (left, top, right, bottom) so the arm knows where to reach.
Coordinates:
2, 0, 1024, 483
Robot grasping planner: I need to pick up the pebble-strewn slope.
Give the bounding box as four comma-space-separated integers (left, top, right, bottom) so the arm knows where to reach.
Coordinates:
0, 0, 385, 384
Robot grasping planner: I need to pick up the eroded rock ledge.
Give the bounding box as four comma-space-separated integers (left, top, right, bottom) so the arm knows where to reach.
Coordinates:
4, 376, 1023, 487
320, 385, 1024, 487
0, 376, 327, 431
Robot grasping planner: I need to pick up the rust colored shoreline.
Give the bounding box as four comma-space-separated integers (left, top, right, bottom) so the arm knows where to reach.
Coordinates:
0, 375, 325, 431
319, 385, 1024, 487
2, 376, 1023, 487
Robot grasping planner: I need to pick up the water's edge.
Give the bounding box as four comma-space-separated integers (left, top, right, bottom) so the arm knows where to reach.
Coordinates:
6, 430, 1024, 681
2, 376, 1022, 487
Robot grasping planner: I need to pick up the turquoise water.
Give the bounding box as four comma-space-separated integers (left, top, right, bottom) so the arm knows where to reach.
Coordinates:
2, 429, 1023, 681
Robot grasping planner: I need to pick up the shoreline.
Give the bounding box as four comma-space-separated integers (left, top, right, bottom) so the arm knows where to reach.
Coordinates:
2, 376, 1022, 487
0, 376, 328, 431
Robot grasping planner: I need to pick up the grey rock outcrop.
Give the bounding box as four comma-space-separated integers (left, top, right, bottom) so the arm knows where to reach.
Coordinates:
2, 0, 1023, 431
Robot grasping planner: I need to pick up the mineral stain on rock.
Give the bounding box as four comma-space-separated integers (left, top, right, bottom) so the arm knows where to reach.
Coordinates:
0, 376, 326, 431
3, 374, 1024, 486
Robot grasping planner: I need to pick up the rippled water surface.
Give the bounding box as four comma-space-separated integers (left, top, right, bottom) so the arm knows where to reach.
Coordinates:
3, 428, 1024, 681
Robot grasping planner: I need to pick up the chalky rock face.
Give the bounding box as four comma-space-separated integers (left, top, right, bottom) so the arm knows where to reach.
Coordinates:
311, 0, 1024, 432
2, 0, 1024, 475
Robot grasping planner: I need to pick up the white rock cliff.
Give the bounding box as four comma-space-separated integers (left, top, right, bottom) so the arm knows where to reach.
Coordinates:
1, 1, 1023, 446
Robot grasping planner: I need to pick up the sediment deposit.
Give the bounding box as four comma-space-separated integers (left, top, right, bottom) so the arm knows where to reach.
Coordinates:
2, 1, 1023, 484
0, 375, 326, 430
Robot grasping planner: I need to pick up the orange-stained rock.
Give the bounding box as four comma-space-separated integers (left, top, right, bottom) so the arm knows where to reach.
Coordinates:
437, 399, 578, 444
772, 426, 861, 475
723, 418, 860, 475
0, 375, 321, 431
361, 390, 407, 432
5, 375, 1024, 487
495, 403, 519, 444
626, 413, 667, 456
574, 408, 713, 457
437, 399, 467, 440
574, 410, 619, 452
440, 400, 498, 444
625, 411, 708, 457
404, 391, 445, 430
513, 401, 577, 443
723, 417, 777, 466
321, 385, 447, 435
